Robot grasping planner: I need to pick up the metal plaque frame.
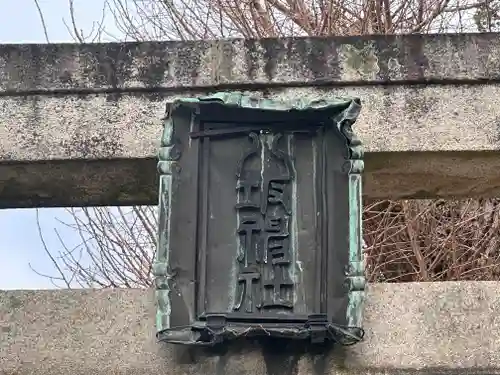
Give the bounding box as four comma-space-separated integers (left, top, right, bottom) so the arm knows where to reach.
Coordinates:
154, 92, 364, 347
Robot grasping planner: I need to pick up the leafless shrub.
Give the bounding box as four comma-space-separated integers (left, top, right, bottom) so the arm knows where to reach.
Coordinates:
34, 198, 500, 287
34, 206, 156, 288
364, 199, 500, 282
53, 0, 497, 42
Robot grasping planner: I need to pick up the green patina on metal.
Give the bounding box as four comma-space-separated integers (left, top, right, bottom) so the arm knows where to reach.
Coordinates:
154, 91, 365, 347
167, 91, 362, 119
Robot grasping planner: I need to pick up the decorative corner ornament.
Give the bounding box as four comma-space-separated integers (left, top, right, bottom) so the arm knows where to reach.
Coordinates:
153, 92, 365, 347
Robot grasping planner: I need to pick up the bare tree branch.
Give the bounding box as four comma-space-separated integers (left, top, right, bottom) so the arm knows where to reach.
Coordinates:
32, 0, 50, 43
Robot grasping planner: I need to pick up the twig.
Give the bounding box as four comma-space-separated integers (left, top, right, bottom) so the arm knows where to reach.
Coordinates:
32, 0, 50, 43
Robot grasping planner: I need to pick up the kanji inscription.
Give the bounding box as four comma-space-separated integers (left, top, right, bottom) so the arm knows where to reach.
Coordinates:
233, 132, 295, 314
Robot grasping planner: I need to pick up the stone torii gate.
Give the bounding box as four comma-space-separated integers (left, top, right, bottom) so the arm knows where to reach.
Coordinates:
2, 33, 500, 374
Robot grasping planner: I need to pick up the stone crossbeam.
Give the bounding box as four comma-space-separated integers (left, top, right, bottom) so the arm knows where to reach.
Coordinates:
2, 282, 500, 375
1, 33, 500, 207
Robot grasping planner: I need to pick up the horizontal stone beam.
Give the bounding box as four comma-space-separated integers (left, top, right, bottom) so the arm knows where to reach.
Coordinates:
1, 33, 500, 92
2, 34, 500, 207
2, 282, 500, 375
1, 85, 500, 207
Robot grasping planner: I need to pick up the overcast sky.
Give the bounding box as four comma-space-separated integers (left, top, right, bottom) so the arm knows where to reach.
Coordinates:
0, 0, 124, 289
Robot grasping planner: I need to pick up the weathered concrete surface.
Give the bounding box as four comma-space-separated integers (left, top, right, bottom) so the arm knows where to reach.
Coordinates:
2, 282, 500, 375
0, 159, 156, 207
4, 151, 500, 207
3, 33, 500, 206
1, 33, 500, 92
4, 85, 500, 162
2, 84, 500, 206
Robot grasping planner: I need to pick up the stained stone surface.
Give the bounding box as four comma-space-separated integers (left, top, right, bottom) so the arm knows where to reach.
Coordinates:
2, 282, 500, 375
1, 34, 500, 91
